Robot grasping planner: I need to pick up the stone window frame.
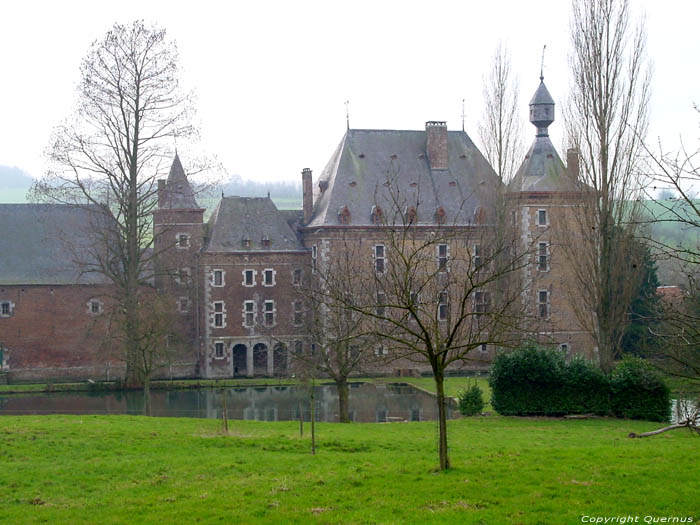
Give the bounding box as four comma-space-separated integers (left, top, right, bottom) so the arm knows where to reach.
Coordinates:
86, 298, 104, 316
479, 343, 488, 354
376, 292, 386, 316
537, 208, 549, 227
292, 268, 303, 286
175, 267, 192, 286
262, 268, 277, 287
538, 241, 550, 272
538, 289, 550, 319
437, 243, 449, 272
292, 300, 304, 326
243, 300, 256, 328
213, 341, 226, 360
176, 232, 191, 249
0, 300, 15, 318
374, 345, 389, 356
211, 269, 226, 287
374, 244, 386, 274
311, 245, 318, 274
211, 301, 227, 328
263, 300, 276, 327
242, 269, 257, 287
559, 342, 570, 356
438, 290, 449, 321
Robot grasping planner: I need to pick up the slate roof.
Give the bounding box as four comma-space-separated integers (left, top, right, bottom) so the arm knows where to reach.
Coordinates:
0, 204, 111, 285
203, 197, 306, 253
307, 128, 499, 227
160, 154, 201, 209
509, 135, 571, 192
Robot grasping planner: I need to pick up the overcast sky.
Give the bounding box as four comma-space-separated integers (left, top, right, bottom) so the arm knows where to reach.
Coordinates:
1, 0, 698, 184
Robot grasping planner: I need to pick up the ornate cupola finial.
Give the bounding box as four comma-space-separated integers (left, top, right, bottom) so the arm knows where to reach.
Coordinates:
529, 75, 555, 138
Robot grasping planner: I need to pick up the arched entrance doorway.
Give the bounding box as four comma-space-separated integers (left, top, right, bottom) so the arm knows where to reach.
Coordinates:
253, 343, 268, 376
232, 344, 247, 377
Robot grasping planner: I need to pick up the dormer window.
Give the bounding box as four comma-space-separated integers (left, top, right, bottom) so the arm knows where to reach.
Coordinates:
473, 207, 487, 225
261, 235, 270, 247
405, 206, 417, 224
435, 207, 446, 225
338, 206, 351, 225
371, 206, 383, 224
242, 237, 251, 248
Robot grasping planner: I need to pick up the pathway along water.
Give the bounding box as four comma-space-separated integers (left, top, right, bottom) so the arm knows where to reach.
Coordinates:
0, 382, 457, 423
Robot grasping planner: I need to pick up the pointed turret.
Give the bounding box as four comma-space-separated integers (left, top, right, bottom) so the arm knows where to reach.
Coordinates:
529, 77, 555, 137
158, 154, 200, 209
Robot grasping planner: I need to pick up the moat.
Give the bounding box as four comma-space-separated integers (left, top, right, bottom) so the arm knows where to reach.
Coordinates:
0, 382, 457, 423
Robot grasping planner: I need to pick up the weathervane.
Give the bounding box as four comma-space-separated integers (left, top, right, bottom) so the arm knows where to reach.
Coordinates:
540, 44, 547, 81
461, 98, 466, 132
345, 100, 350, 130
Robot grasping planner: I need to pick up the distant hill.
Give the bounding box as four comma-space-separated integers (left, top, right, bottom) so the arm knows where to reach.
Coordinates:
0, 165, 34, 202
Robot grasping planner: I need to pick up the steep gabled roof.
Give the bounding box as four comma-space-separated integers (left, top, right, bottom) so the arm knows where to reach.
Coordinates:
160, 154, 200, 209
510, 135, 571, 192
203, 197, 306, 253
307, 128, 499, 227
0, 204, 111, 285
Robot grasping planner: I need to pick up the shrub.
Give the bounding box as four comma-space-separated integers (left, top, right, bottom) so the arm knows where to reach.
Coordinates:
610, 358, 671, 422
457, 382, 485, 416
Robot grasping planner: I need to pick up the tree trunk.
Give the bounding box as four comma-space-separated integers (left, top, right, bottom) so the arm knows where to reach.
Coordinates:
434, 372, 451, 470
143, 376, 151, 416
310, 384, 316, 455
337, 378, 350, 423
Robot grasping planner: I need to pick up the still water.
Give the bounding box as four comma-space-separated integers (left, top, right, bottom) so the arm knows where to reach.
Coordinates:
0, 383, 456, 423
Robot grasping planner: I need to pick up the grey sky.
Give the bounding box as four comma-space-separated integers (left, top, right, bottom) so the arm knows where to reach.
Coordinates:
1, 0, 698, 184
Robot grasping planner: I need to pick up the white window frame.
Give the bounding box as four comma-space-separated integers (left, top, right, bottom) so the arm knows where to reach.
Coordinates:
211, 269, 225, 287
213, 341, 226, 360
311, 245, 318, 274
263, 300, 276, 327
374, 244, 386, 274
437, 243, 449, 272
1, 300, 15, 318
243, 300, 256, 328
176, 232, 191, 249
178, 297, 190, 314
538, 242, 550, 272
438, 291, 449, 321
538, 290, 550, 319
242, 269, 257, 287
292, 268, 302, 286
211, 301, 227, 328
559, 342, 569, 355
537, 208, 548, 227
262, 268, 276, 287
479, 343, 488, 354
175, 267, 191, 286
86, 299, 103, 316
374, 345, 389, 356
474, 291, 490, 314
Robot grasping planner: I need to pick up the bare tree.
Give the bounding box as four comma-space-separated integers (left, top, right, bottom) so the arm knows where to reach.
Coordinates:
563, 0, 652, 373
321, 171, 533, 470
31, 21, 197, 387
478, 42, 525, 183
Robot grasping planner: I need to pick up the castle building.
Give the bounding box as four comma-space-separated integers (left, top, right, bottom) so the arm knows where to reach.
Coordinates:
0, 78, 589, 381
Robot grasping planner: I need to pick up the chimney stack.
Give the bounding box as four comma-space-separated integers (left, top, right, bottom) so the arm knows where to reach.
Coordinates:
157, 179, 166, 208
566, 148, 580, 180
302, 168, 313, 224
426, 121, 448, 170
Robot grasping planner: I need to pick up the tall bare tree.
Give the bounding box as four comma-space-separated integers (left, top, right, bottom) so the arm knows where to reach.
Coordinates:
31, 21, 196, 387
478, 42, 525, 182
563, 0, 652, 373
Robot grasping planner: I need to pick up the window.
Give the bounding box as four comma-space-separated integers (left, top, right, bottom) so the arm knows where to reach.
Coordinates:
264, 300, 276, 326
538, 242, 549, 271
292, 268, 302, 286
538, 209, 548, 226
214, 342, 225, 359
374, 345, 389, 356
294, 340, 303, 355
438, 291, 449, 321
243, 301, 255, 327
311, 343, 317, 356
212, 269, 224, 287
410, 291, 420, 305
374, 244, 386, 273
474, 291, 490, 314
177, 233, 190, 249
293, 301, 303, 326
213, 301, 225, 327
262, 269, 276, 287
175, 267, 191, 285
178, 297, 190, 314
0, 301, 12, 317
242, 269, 256, 287
311, 245, 318, 274
473, 244, 482, 269
376, 292, 386, 316
538, 290, 550, 319
86, 299, 103, 315
437, 244, 449, 271
559, 343, 569, 356
479, 343, 488, 354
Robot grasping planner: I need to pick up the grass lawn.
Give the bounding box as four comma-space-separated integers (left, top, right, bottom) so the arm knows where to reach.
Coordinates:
0, 414, 697, 524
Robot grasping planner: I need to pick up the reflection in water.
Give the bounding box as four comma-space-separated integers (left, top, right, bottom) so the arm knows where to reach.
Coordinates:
0, 383, 456, 423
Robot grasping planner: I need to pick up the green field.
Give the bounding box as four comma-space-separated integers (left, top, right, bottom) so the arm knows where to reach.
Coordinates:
1, 414, 697, 523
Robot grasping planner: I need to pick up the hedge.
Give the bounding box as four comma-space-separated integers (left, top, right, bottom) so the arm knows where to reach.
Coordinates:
489, 348, 670, 421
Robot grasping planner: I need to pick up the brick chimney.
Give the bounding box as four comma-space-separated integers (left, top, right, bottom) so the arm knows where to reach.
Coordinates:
157, 179, 166, 208
426, 121, 448, 170
566, 148, 580, 180
302, 168, 313, 224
